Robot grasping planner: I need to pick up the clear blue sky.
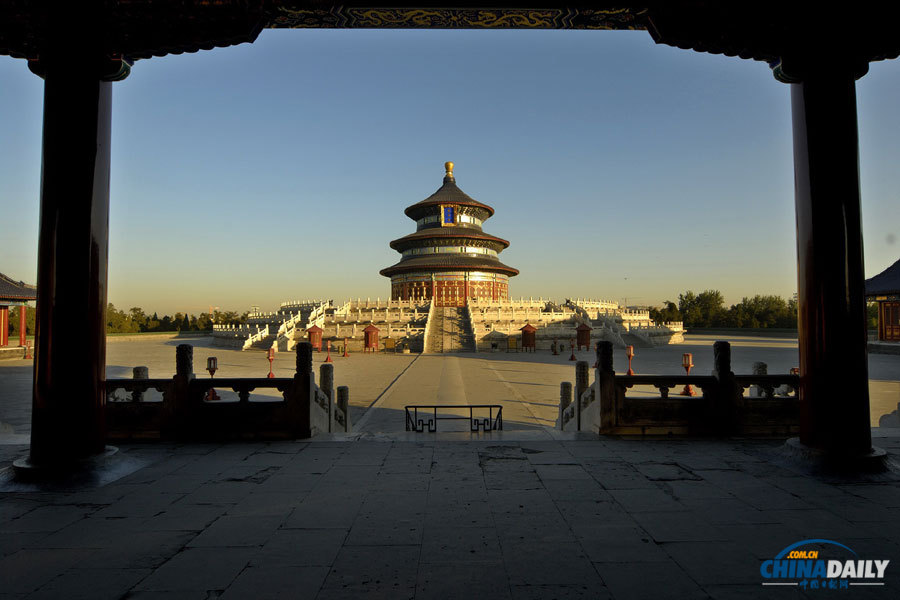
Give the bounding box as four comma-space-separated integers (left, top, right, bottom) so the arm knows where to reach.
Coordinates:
1, 29, 899, 315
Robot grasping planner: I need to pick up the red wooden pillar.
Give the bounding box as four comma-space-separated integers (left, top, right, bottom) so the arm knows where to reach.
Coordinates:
19, 305, 27, 347
785, 58, 876, 461
21, 51, 128, 469
0, 306, 8, 347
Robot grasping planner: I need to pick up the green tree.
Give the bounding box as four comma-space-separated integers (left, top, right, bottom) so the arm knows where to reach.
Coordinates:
7, 305, 35, 337
649, 301, 681, 325
867, 302, 878, 330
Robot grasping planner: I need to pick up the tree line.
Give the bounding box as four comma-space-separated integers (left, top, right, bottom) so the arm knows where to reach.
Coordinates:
650, 290, 878, 330
649, 290, 800, 329
106, 304, 247, 334
5, 304, 248, 336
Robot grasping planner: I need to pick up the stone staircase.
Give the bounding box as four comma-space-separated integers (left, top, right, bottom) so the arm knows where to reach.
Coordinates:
620, 332, 654, 349
251, 333, 278, 350
425, 306, 476, 353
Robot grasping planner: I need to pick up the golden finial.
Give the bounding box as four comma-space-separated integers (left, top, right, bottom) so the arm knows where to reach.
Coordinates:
444, 161, 454, 177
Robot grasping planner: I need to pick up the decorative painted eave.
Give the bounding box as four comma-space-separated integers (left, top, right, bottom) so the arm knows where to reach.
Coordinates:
0, 272, 37, 302
380, 254, 519, 277
865, 258, 900, 297
389, 228, 511, 251
0, 2, 647, 61
2, 2, 900, 70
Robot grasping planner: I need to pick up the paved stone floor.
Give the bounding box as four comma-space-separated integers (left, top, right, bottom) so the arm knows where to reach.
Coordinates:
2, 335, 900, 598
2, 334, 899, 438
2, 434, 900, 599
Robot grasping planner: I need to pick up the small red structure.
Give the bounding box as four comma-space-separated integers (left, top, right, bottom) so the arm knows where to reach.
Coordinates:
680, 353, 695, 396
520, 323, 536, 352
364, 324, 380, 353
576, 323, 591, 350
206, 356, 220, 400
626, 345, 635, 375
306, 325, 323, 351
0, 272, 36, 348
325, 340, 333, 363
342, 337, 349, 357
267, 347, 276, 378
568, 338, 577, 361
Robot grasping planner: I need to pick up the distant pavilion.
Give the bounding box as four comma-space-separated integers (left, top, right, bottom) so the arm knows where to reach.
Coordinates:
2, 2, 899, 469
865, 258, 900, 342
0, 272, 36, 348
380, 162, 518, 307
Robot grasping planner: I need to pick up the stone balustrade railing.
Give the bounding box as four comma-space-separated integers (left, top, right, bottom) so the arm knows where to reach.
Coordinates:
465, 303, 478, 352
620, 309, 652, 320
329, 307, 427, 324
567, 298, 621, 310
473, 310, 576, 323
629, 322, 684, 334
422, 299, 436, 353
337, 298, 429, 310
558, 341, 799, 436
280, 299, 327, 309
469, 297, 554, 309
242, 324, 269, 349
105, 342, 349, 440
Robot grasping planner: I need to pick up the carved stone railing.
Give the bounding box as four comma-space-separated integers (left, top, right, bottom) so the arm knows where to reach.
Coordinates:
241, 324, 270, 349
422, 299, 436, 353
559, 340, 799, 436
106, 342, 349, 441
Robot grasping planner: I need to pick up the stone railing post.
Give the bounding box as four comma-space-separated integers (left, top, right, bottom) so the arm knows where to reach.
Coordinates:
597, 341, 616, 432
575, 360, 589, 428
711, 341, 740, 434
337, 386, 351, 432
132, 366, 148, 402
751, 361, 767, 397
172, 344, 194, 439
559, 381, 572, 430
292, 341, 313, 438
320, 362, 334, 432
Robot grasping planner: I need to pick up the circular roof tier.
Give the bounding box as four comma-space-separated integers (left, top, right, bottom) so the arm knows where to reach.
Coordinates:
404, 163, 495, 221
389, 227, 510, 252
380, 255, 519, 278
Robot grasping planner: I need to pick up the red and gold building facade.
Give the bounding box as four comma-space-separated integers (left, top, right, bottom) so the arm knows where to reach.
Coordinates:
381, 163, 518, 307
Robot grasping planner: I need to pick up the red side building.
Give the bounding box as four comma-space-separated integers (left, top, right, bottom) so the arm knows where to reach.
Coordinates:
380, 162, 518, 307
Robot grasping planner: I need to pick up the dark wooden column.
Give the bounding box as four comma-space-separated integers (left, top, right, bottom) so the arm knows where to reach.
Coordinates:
27, 56, 116, 466
788, 61, 873, 457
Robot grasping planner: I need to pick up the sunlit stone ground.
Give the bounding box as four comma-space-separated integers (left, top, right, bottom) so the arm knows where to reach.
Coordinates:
1, 335, 900, 599
1, 333, 898, 440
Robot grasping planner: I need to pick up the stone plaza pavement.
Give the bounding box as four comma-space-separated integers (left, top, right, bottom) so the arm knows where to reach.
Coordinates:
2, 335, 900, 598
2, 433, 900, 599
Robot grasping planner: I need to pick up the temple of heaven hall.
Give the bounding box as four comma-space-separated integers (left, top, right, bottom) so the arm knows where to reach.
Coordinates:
380, 162, 518, 307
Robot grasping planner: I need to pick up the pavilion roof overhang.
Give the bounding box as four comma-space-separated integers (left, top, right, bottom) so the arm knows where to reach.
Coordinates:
2, 3, 900, 70
0, 272, 37, 303
380, 255, 519, 277
389, 228, 511, 251
865, 258, 900, 298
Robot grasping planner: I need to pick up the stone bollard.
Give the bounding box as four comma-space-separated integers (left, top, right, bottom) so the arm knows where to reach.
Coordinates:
711, 341, 739, 434
751, 361, 767, 397
575, 360, 590, 408
296, 341, 313, 377
173, 344, 195, 439
597, 341, 614, 374
337, 386, 351, 432
176, 344, 194, 379
320, 362, 334, 432
559, 381, 572, 430
712, 341, 732, 377
132, 366, 149, 402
